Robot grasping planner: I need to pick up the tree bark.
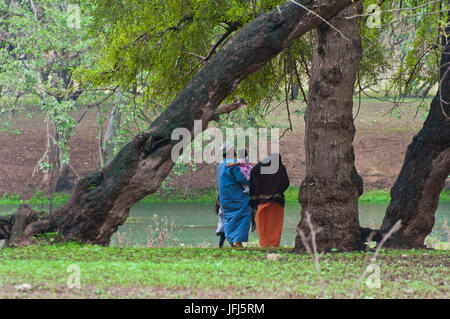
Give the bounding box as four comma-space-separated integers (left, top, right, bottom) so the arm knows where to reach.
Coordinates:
380, 24, 450, 248
54, 121, 77, 192
1, 0, 356, 247
103, 88, 123, 166
294, 3, 364, 252
53, 163, 72, 192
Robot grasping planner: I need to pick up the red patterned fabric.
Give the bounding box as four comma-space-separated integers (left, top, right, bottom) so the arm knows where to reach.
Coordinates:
239, 157, 253, 180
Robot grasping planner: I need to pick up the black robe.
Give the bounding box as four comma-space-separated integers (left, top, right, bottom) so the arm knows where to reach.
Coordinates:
249, 153, 290, 210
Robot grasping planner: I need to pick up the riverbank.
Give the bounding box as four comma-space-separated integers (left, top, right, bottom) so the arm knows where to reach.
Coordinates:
0, 98, 442, 199
1, 187, 450, 206
0, 244, 447, 298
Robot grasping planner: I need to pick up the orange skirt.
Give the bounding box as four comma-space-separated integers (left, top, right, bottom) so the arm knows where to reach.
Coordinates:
255, 202, 284, 247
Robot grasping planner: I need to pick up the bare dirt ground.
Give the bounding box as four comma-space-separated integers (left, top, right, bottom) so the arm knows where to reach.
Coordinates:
0, 98, 446, 199
0, 284, 240, 299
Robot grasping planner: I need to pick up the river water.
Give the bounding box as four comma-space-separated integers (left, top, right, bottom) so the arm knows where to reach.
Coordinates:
1, 201, 448, 247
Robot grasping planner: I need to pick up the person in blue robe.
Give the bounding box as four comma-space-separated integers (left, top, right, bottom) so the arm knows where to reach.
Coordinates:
217, 143, 251, 247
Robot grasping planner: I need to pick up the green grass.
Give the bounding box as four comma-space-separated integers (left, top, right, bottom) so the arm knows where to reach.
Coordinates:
0, 243, 447, 298
135, 187, 450, 204
359, 189, 393, 203
0, 190, 70, 205
358, 189, 450, 203
141, 185, 302, 203
1, 187, 449, 206
438, 189, 450, 202
0, 193, 22, 205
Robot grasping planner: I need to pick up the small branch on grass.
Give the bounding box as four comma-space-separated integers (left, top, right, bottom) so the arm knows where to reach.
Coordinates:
352, 220, 402, 298
297, 212, 326, 298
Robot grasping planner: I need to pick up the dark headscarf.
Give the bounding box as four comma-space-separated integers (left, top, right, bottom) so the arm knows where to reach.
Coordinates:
249, 153, 290, 209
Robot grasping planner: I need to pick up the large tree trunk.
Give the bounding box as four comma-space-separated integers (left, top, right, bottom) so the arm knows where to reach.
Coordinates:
294, 3, 364, 252
0, 0, 356, 247
380, 24, 450, 248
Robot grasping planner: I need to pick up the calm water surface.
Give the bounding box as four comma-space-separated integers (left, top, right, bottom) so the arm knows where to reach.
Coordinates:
1, 201, 448, 247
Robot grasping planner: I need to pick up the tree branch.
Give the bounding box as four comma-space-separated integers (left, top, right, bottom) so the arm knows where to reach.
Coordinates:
215, 99, 247, 115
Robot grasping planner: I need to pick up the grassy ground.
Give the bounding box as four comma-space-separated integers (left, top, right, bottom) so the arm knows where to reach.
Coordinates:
1, 187, 450, 206
0, 244, 447, 299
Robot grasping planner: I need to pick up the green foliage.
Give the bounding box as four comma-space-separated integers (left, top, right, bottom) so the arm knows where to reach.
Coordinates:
172, 161, 195, 176
358, 4, 392, 88
73, 0, 295, 150
42, 100, 78, 164
34, 232, 62, 243
376, 0, 448, 99
439, 189, 450, 202
76, 0, 449, 147
0, 0, 104, 167
216, 103, 272, 129
0, 244, 447, 298
80, 0, 284, 98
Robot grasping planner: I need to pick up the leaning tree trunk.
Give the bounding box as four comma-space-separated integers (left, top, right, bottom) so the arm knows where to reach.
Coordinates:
0, 0, 356, 247
380, 23, 450, 248
294, 3, 364, 252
